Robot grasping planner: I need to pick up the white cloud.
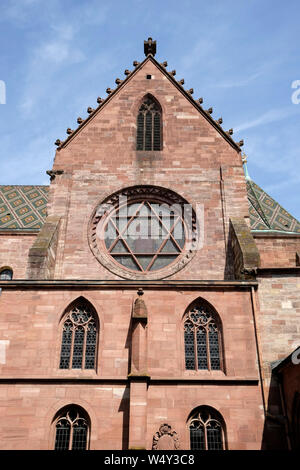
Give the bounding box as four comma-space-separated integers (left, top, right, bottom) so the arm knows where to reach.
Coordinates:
234, 106, 300, 132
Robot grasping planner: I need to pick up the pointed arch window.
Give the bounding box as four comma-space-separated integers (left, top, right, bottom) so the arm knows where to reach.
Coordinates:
0, 268, 13, 280
184, 302, 223, 371
136, 95, 162, 150
59, 300, 98, 370
189, 407, 225, 450
189, 406, 225, 450
54, 406, 89, 450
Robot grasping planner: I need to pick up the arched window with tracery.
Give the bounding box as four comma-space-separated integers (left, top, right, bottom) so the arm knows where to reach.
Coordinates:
136, 95, 162, 151
0, 267, 13, 280
59, 299, 98, 370
184, 300, 223, 371
188, 407, 226, 450
54, 406, 89, 450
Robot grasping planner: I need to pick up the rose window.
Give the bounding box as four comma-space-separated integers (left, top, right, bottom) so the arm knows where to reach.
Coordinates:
103, 200, 186, 273
89, 186, 198, 280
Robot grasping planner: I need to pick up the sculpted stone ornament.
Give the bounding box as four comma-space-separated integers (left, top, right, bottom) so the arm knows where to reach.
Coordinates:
144, 37, 156, 56
152, 424, 180, 450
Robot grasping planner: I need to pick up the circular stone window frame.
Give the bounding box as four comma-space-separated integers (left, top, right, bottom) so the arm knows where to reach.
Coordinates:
88, 186, 199, 280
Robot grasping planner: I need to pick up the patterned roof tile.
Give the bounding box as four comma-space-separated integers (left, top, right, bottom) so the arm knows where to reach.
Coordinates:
0, 185, 49, 230
247, 180, 300, 233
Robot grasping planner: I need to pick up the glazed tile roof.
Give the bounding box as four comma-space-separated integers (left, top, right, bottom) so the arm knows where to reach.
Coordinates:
0, 185, 48, 230
0, 182, 299, 233
247, 179, 300, 233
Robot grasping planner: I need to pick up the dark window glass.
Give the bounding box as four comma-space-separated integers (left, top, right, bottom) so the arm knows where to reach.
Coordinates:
59, 302, 98, 370
72, 419, 88, 450
190, 425, 205, 450
189, 408, 224, 450
184, 322, 195, 370
136, 96, 162, 151
55, 419, 71, 450
104, 200, 185, 273
0, 269, 13, 280
54, 408, 88, 450
184, 305, 222, 371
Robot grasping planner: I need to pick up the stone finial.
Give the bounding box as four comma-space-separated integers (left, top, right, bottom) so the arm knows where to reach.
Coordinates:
66, 128, 73, 135
133, 61, 140, 67
217, 117, 223, 125
115, 78, 123, 85
197, 97, 203, 104
227, 128, 234, 135
238, 139, 244, 147
87, 107, 94, 114
132, 288, 148, 319
97, 97, 104, 104
144, 37, 156, 56
241, 153, 247, 164
55, 139, 63, 146
170, 70, 176, 76
124, 69, 131, 76
77, 117, 84, 124
106, 88, 113, 94
206, 107, 213, 114
242, 153, 251, 181
160, 61, 168, 67
187, 88, 194, 94
178, 79, 184, 85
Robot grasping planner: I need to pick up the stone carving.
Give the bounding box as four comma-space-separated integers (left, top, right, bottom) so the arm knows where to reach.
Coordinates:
152, 424, 179, 450
144, 37, 156, 57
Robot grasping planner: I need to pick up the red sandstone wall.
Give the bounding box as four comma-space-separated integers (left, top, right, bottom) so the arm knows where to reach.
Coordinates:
0, 286, 264, 449
256, 274, 300, 384
0, 233, 36, 279
0, 382, 263, 450
0, 288, 258, 379
147, 383, 264, 450
46, 59, 249, 280
254, 236, 300, 268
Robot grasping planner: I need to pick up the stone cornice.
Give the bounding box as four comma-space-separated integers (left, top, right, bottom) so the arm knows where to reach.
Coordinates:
0, 279, 258, 289
0, 376, 259, 385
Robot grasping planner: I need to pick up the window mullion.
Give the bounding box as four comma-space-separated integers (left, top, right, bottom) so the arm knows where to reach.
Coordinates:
194, 326, 198, 371
143, 112, 146, 150
204, 424, 208, 450
151, 112, 154, 150
82, 324, 88, 369
206, 325, 211, 371
69, 424, 73, 450
69, 324, 76, 369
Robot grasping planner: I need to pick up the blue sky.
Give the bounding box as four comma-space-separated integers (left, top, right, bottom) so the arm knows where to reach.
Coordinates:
0, 0, 299, 219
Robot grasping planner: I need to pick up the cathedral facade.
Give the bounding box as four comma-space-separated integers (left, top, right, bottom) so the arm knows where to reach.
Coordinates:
0, 38, 299, 450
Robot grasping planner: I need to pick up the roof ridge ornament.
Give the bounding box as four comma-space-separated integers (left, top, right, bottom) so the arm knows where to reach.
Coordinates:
144, 37, 156, 56
242, 153, 251, 181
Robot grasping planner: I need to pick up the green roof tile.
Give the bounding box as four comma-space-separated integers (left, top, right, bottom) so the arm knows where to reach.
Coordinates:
0, 185, 49, 231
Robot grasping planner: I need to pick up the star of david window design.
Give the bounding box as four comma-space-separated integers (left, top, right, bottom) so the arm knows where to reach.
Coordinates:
89, 186, 198, 280
104, 200, 185, 273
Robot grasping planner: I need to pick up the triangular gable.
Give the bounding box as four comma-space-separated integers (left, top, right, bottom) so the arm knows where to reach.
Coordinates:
54, 51, 242, 152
